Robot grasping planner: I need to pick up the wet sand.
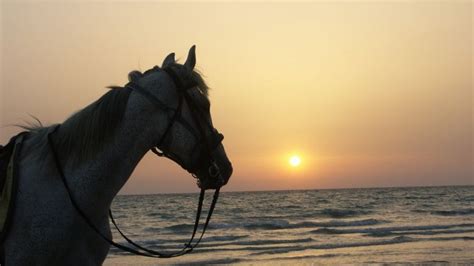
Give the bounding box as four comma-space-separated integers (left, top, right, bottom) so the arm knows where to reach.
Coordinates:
104, 239, 474, 265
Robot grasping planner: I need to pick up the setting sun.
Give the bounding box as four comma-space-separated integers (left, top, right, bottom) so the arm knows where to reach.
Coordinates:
289, 155, 302, 167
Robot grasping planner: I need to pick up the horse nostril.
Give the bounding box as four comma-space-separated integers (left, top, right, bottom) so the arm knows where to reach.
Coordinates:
208, 162, 220, 178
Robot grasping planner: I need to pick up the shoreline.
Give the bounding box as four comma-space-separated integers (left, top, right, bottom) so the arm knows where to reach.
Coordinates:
104, 239, 474, 265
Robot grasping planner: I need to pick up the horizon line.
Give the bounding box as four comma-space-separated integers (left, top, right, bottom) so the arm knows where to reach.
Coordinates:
118, 183, 473, 196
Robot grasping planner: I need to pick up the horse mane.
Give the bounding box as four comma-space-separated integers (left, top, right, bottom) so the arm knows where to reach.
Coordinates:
23, 65, 209, 166
57, 87, 132, 165
23, 87, 132, 166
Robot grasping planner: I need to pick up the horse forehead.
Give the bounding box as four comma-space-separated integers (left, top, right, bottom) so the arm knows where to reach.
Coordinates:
138, 71, 168, 87
140, 68, 190, 88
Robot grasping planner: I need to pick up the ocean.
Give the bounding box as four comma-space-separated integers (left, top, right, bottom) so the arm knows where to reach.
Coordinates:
105, 186, 474, 265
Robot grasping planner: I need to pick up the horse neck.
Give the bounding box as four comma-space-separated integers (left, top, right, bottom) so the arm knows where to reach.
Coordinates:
56, 90, 171, 215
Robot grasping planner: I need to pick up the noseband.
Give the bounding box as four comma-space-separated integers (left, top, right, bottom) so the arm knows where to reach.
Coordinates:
46, 67, 224, 258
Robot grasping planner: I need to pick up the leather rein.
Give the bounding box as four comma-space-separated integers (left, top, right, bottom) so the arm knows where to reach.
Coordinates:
46, 67, 223, 258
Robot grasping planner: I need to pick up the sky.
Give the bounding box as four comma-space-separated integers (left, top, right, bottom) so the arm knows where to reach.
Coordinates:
1, 1, 472, 194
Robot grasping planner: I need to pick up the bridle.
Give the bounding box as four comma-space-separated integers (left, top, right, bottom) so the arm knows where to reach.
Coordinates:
46, 66, 225, 258
132, 67, 225, 187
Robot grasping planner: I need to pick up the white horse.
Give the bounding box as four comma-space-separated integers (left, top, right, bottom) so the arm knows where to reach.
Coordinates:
2, 46, 232, 265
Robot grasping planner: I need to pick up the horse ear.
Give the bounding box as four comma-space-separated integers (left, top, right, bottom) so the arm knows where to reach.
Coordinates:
128, 70, 143, 82
162, 53, 175, 68
184, 45, 196, 71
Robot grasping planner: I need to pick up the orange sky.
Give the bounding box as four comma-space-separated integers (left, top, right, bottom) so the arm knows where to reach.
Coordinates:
1, 1, 472, 194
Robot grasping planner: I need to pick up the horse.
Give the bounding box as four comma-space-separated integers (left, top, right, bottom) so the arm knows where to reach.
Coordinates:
1, 46, 233, 265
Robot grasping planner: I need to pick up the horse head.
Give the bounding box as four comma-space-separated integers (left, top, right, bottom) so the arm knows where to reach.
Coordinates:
127, 46, 232, 190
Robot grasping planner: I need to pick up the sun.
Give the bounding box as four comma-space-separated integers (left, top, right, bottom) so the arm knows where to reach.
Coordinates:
289, 155, 302, 167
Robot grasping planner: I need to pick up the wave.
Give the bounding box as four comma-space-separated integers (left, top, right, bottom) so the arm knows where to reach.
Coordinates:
312, 228, 340, 234
109, 235, 474, 256
215, 218, 386, 231
311, 223, 474, 236
367, 229, 474, 237
431, 208, 474, 216
108, 234, 250, 253
147, 212, 175, 219
320, 208, 372, 218
173, 258, 243, 265
411, 208, 474, 216
163, 223, 194, 232
156, 218, 387, 233
177, 253, 346, 265
226, 237, 314, 246
404, 195, 435, 200
248, 236, 474, 256
268, 253, 342, 261
243, 219, 291, 230
201, 234, 249, 242
108, 237, 313, 255
183, 237, 316, 250
245, 208, 374, 220
312, 218, 384, 227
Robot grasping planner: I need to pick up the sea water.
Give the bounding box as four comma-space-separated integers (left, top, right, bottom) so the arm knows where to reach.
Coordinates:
105, 186, 474, 264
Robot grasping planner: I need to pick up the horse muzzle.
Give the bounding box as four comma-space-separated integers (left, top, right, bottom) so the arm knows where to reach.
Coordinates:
197, 158, 232, 190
